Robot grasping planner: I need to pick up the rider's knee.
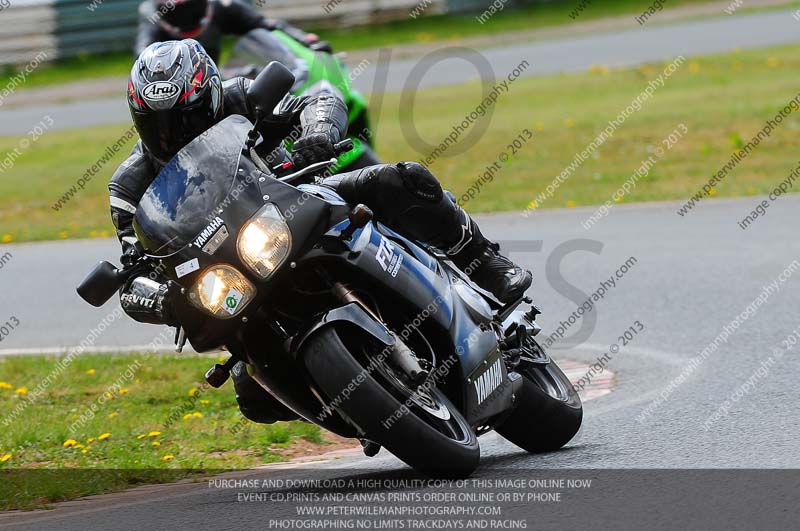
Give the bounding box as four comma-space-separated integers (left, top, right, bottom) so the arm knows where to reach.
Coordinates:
393, 162, 443, 203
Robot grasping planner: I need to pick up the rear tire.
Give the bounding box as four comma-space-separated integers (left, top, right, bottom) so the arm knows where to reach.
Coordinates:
495, 360, 583, 453
302, 326, 479, 477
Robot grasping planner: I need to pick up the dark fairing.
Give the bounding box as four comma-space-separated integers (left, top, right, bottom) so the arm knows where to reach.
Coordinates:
134, 115, 253, 257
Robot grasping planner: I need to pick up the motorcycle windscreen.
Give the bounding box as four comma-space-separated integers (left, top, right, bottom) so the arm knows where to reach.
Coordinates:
134, 115, 253, 257
226, 29, 309, 87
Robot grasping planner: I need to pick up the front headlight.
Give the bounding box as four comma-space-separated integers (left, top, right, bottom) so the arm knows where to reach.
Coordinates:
237, 203, 291, 279
188, 265, 255, 319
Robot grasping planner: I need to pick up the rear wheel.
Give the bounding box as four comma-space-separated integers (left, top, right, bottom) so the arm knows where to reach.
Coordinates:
495, 358, 583, 453
302, 326, 479, 477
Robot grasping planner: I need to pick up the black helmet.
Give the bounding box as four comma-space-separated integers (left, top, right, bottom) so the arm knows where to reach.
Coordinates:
128, 39, 223, 163
157, 0, 211, 37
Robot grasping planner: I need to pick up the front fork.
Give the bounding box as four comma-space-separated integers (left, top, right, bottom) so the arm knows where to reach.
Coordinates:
331, 281, 431, 385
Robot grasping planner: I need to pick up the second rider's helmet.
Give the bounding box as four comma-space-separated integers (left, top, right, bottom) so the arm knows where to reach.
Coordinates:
156, 0, 211, 38
127, 39, 223, 163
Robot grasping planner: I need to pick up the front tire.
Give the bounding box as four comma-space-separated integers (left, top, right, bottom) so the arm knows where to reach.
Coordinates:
302, 326, 479, 477
495, 360, 583, 453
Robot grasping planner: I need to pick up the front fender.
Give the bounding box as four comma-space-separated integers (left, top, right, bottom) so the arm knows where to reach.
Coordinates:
289, 302, 395, 357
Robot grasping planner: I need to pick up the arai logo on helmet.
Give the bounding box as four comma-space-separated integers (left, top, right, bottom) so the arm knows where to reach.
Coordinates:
142, 81, 180, 102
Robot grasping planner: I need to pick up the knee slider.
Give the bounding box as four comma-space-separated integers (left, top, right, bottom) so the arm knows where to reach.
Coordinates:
396, 162, 443, 203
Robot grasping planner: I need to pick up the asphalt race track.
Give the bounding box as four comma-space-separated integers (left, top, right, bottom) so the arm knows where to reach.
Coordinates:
1, 196, 799, 529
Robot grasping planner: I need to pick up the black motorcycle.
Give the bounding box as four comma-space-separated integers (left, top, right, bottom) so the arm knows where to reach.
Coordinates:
78, 63, 582, 477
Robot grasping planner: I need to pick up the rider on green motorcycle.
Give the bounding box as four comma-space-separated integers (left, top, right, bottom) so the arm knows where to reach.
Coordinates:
134, 0, 332, 61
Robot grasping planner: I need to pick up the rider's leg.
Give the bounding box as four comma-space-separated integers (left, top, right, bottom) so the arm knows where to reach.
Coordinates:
321, 162, 532, 303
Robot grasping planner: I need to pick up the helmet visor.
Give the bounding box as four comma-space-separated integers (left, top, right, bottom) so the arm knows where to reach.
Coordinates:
132, 99, 216, 163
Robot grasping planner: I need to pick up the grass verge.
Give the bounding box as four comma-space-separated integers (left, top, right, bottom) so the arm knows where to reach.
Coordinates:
0, 0, 741, 91
0, 352, 327, 510
3, 43, 800, 242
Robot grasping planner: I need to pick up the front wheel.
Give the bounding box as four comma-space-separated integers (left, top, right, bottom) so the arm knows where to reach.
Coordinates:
302, 326, 479, 477
495, 358, 583, 453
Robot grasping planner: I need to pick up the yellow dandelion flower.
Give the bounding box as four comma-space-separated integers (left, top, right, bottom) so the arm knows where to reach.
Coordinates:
708, 187, 717, 196
200, 400, 210, 405
0, 454, 11, 463
58, 231, 69, 239
588, 64, 609, 75
182, 413, 194, 420
688, 62, 700, 74
188, 387, 198, 397
86, 437, 95, 443
767, 57, 779, 68
63, 439, 78, 448
148, 431, 161, 437
218, 355, 227, 362
119, 388, 129, 395
86, 369, 96, 375
192, 412, 203, 418
1, 234, 12, 243
614, 196, 625, 203
152, 441, 161, 446
74, 444, 84, 449
535, 122, 545, 132
137, 434, 147, 440
162, 454, 174, 461
528, 201, 538, 211
15, 387, 27, 395
0, 382, 12, 389
97, 433, 111, 441
107, 412, 118, 419
81, 449, 89, 454
566, 200, 578, 208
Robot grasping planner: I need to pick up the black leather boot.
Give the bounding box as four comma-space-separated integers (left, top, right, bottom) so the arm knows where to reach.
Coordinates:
446, 214, 533, 304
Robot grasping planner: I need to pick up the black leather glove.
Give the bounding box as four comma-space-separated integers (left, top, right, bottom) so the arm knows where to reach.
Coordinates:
120, 240, 144, 268
292, 128, 340, 169
309, 40, 333, 54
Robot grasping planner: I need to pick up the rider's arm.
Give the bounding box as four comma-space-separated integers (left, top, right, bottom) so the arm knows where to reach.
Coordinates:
271, 90, 349, 142
225, 76, 348, 147
108, 143, 154, 264
215, 0, 321, 47
108, 149, 179, 326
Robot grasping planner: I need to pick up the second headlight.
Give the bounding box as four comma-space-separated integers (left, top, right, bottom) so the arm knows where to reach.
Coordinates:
237, 203, 292, 279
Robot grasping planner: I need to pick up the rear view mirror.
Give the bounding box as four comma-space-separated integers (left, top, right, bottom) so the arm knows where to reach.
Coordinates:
77, 261, 127, 307
246, 61, 296, 116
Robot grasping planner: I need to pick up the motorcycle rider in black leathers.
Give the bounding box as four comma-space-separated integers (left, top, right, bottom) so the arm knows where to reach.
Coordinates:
112, 40, 532, 424
135, 0, 331, 62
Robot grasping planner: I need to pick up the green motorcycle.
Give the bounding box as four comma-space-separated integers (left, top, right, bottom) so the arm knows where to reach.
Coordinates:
223, 29, 379, 172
